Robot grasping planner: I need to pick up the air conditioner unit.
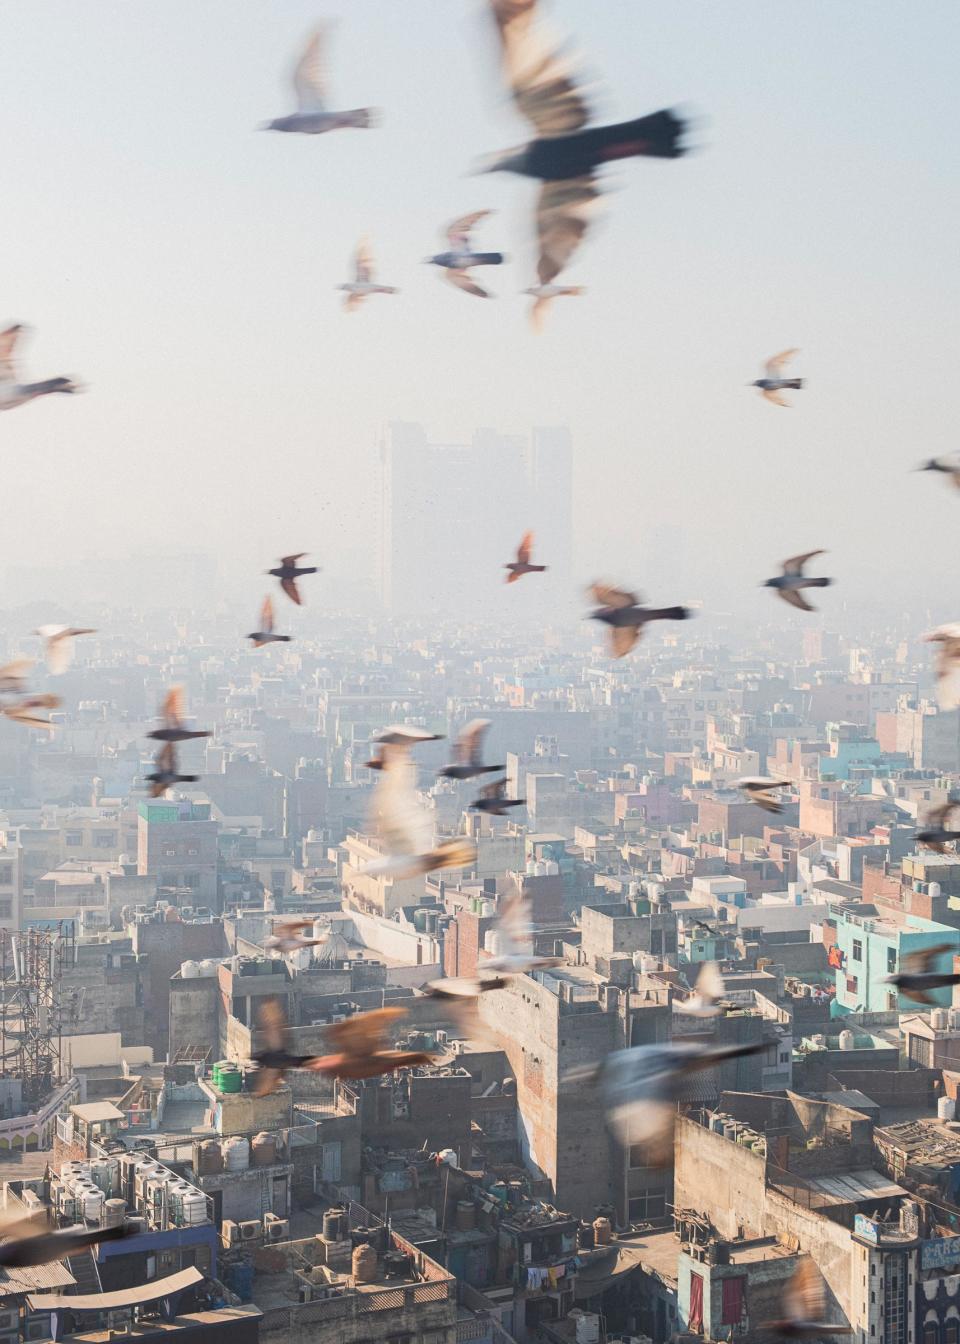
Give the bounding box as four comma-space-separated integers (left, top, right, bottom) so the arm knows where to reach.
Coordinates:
221, 1220, 240, 1246
239, 1220, 261, 1241
265, 1218, 289, 1241
435, 1030, 448, 1044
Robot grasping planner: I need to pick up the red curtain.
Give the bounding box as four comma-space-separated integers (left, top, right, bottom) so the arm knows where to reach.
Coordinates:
689, 1272, 704, 1334
722, 1276, 745, 1326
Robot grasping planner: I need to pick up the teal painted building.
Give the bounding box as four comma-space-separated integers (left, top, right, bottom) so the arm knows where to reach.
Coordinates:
831, 906, 960, 1014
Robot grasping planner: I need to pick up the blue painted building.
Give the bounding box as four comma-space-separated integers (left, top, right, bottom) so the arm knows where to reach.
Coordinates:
830, 905, 960, 1014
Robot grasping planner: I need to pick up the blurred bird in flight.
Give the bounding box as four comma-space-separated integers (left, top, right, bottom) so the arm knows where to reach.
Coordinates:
148, 686, 211, 743
268, 553, 318, 605
263, 25, 379, 135
35, 625, 95, 675
751, 349, 805, 406
761, 1259, 851, 1337
737, 776, 792, 814
763, 551, 832, 612
924, 624, 960, 710
524, 284, 585, 331
0, 1217, 132, 1269
1, 694, 61, 730
0, 325, 82, 413
884, 939, 960, 1005
439, 719, 504, 780
251, 999, 325, 1096
265, 918, 328, 954
471, 776, 526, 816
247, 596, 291, 648
674, 962, 731, 1018
480, 892, 562, 976
916, 803, 960, 857
425, 211, 505, 298
483, 0, 686, 316
146, 743, 199, 798
588, 583, 690, 658
504, 531, 547, 582
308, 1006, 434, 1081
338, 237, 398, 311
0, 660, 34, 694
916, 456, 960, 491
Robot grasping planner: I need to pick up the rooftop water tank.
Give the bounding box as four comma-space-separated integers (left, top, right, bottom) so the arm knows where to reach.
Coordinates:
933, 1008, 951, 1031
930, 882, 942, 900
544, 860, 559, 875
592, 1217, 612, 1246
838, 1030, 856, 1051
352, 1243, 378, 1284
198, 959, 218, 977
102, 1198, 127, 1228
632, 951, 645, 972
224, 1137, 249, 1171
939, 1096, 957, 1122
480, 900, 496, 919
181, 961, 200, 979
534, 861, 548, 877
525, 860, 537, 876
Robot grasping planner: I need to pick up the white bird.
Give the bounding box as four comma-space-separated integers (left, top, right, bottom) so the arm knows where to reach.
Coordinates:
751, 349, 805, 406
35, 625, 96, 675
263, 25, 379, 135
338, 237, 398, 312
265, 918, 329, 954
0, 325, 81, 413
524, 284, 585, 332
674, 961, 729, 1018
924, 624, 960, 711
362, 737, 476, 879
736, 776, 793, 814
481, 892, 562, 976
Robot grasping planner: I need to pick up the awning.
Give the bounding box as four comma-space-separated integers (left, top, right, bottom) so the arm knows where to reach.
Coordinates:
27, 1267, 203, 1312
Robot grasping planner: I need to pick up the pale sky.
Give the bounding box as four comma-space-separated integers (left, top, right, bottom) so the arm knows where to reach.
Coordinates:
2, 2, 959, 624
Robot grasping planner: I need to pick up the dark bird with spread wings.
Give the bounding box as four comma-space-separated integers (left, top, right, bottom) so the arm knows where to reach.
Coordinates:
0, 1217, 133, 1269
883, 940, 960, 1006
146, 743, 199, 798
761, 1258, 852, 1337
338, 237, 398, 311
916, 803, 960, 856
268, 554, 318, 605
504, 531, 547, 582
148, 686, 211, 743
439, 719, 504, 781
262, 25, 379, 135
751, 349, 805, 406
248, 596, 292, 648
310, 1006, 434, 1080
763, 551, 832, 612
924, 625, 960, 711
471, 776, 526, 816
425, 211, 505, 298
916, 456, 960, 491
482, 0, 687, 321
251, 999, 322, 1097
588, 583, 690, 658
737, 776, 793, 815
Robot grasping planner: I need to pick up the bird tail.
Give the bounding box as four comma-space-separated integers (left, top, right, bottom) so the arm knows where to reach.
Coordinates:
470, 253, 505, 267
342, 108, 380, 129
784, 378, 804, 390
808, 577, 831, 588
651, 606, 691, 621
597, 108, 688, 162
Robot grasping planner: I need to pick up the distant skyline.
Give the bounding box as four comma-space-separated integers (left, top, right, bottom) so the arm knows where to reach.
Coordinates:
2, 2, 959, 630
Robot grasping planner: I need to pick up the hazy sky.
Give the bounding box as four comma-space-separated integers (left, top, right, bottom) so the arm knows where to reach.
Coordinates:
3, 2, 959, 622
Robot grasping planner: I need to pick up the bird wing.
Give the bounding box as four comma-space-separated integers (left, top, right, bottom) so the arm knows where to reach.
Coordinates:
785, 1258, 826, 1324
258, 998, 289, 1053
3, 708, 55, 730
762, 388, 790, 407
776, 588, 814, 612
610, 625, 641, 658
326, 1006, 406, 1056
496, 892, 532, 957
446, 210, 491, 250
260, 596, 275, 633
280, 553, 307, 567
925, 802, 956, 830
782, 550, 825, 576
490, 0, 591, 137
0, 658, 34, 685
370, 749, 432, 857
934, 644, 960, 711
252, 1068, 283, 1098
458, 718, 491, 767
161, 685, 185, 730
517, 531, 533, 565
765, 348, 799, 378
589, 583, 637, 609
354, 237, 375, 284
292, 27, 329, 113
281, 577, 302, 605
536, 176, 601, 285
695, 961, 725, 1004
275, 918, 312, 936
445, 269, 489, 299
155, 742, 176, 773
43, 633, 74, 676
902, 942, 955, 975
0, 325, 23, 384
529, 295, 550, 333
479, 777, 507, 801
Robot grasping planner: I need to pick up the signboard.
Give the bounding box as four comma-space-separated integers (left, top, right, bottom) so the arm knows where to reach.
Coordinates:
854, 1214, 879, 1244
922, 1237, 960, 1270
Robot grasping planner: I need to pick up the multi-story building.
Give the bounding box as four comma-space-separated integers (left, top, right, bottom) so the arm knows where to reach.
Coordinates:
137, 799, 218, 905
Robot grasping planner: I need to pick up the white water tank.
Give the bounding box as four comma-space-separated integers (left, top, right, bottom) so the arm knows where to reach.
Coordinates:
647, 883, 662, 904
640, 954, 658, 974
534, 861, 548, 876
632, 951, 646, 972
480, 900, 496, 918
573, 1312, 601, 1344
264, 892, 277, 912
83, 1189, 104, 1221
313, 919, 328, 942
198, 959, 218, 977
224, 1137, 250, 1171
933, 1008, 950, 1031
839, 1030, 856, 1051
951, 1009, 960, 1032
181, 961, 200, 979
525, 860, 537, 876
939, 1096, 957, 1122
544, 860, 559, 875
930, 883, 942, 900
182, 1192, 208, 1225
102, 1198, 127, 1228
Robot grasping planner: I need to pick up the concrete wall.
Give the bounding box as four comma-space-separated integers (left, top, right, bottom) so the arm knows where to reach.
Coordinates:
169, 975, 220, 1061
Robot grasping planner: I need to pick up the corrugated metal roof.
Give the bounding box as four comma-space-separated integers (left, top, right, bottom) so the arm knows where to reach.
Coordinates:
806, 1169, 906, 1203
0, 1260, 76, 1295
70, 1102, 125, 1123
27, 1266, 203, 1311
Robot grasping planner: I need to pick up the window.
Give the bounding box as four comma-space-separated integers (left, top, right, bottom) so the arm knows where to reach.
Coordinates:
887, 948, 897, 973
923, 1324, 939, 1344
95, 832, 116, 848
65, 832, 83, 847
0, 902, 11, 920
628, 1192, 666, 1220
887, 992, 899, 1011
945, 1322, 958, 1344
163, 846, 176, 858
779, 1051, 790, 1064
0, 864, 12, 885
852, 939, 863, 962
846, 975, 859, 995
187, 846, 199, 857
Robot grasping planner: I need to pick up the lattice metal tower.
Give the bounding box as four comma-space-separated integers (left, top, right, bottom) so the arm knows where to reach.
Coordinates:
0, 926, 72, 1106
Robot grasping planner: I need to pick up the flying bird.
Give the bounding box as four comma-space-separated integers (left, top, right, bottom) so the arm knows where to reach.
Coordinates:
363, 733, 476, 878
35, 625, 95, 675
1, 694, 61, 730
0, 660, 34, 694
504, 531, 547, 582
763, 551, 832, 612
916, 803, 960, 856
567, 1038, 766, 1164
674, 962, 731, 1018
265, 918, 328, 954
916, 457, 960, 491
263, 25, 379, 135
480, 892, 562, 976
425, 211, 505, 298
883, 940, 960, 1006
471, 776, 526, 816
751, 349, 805, 406
309, 1006, 434, 1081
251, 998, 324, 1097
483, 0, 686, 293
439, 719, 504, 780
268, 553, 318, 605
407, 980, 505, 1043
0, 1218, 132, 1269
524, 284, 585, 331
338, 237, 398, 311
588, 583, 690, 658
924, 625, 960, 711
737, 776, 793, 815
148, 686, 211, 743
761, 1259, 852, 1337
0, 325, 82, 413
247, 596, 292, 648
146, 743, 199, 798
